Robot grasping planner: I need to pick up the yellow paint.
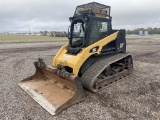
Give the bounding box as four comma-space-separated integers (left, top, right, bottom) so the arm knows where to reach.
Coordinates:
53, 31, 119, 76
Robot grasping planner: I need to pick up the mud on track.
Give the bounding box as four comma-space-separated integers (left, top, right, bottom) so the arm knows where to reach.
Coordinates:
0, 39, 160, 120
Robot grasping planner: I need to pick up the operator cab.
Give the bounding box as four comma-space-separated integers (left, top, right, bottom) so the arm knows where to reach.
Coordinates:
68, 2, 112, 55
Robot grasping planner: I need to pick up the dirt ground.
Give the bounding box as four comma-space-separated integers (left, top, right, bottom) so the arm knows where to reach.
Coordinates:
0, 37, 160, 120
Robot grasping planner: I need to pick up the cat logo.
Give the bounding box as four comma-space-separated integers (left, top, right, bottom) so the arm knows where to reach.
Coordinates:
120, 43, 124, 48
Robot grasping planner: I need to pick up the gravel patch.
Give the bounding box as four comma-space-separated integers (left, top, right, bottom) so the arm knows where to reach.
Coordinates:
0, 39, 160, 120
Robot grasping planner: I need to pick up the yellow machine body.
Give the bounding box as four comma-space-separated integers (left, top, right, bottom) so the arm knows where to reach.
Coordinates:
53, 31, 118, 76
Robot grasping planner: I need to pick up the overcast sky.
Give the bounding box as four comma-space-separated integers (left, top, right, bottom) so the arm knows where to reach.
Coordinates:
0, 0, 160, 32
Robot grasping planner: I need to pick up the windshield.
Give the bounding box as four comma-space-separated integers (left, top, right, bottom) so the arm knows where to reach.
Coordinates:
71, 21, 85, 48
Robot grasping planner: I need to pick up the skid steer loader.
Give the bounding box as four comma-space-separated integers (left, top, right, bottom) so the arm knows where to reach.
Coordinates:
19, 2, 133, 115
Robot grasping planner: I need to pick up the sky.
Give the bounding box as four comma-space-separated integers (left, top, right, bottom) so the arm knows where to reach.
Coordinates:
0, 0, 160, 32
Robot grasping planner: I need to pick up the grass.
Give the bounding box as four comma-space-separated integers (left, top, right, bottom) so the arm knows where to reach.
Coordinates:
0, 34, 159, 44
0, 34, 68, 44
126, 35, 160, 39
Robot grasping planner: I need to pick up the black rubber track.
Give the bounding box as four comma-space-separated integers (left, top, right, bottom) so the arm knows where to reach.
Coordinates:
81, 53, 133, 92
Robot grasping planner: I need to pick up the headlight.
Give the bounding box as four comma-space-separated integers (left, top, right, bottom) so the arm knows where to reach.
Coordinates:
90, 46, 99, 53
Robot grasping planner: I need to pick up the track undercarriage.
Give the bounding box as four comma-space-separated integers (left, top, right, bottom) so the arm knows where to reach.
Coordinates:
81, 53, 133, 92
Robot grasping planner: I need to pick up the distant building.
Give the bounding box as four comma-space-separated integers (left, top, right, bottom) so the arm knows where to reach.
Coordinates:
144, 31, 148, 36
50, 31, 67, 37
139, 31, 149, 36
139, 31, 143, 36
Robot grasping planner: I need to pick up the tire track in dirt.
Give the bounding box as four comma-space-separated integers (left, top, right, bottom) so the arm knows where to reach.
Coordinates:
13, 59, 26, 71
0, 45, 61, 55
133, 51, 160, 64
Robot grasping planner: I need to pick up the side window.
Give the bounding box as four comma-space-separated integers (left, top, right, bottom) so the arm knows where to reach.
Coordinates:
100, 22, 108, 39
89, 20, 108, 45
100, 22, 108, 32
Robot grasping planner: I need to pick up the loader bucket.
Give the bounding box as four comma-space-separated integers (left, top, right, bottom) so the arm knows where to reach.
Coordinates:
19, 60, 85, 115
